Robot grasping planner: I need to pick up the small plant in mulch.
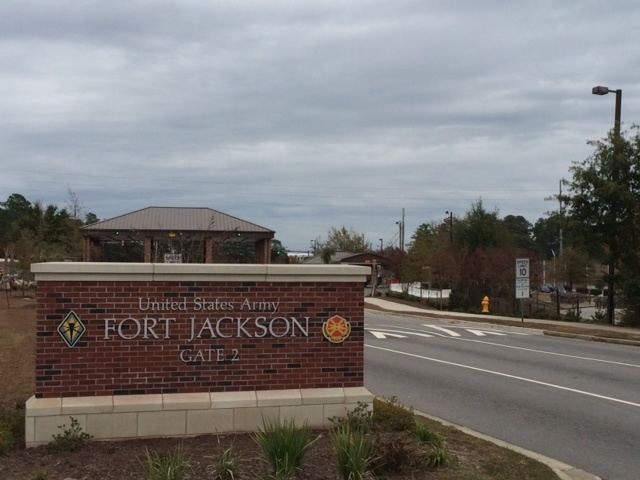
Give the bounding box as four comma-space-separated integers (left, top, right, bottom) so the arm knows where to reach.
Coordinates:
423, 443, 456, 468
30, 472, 51, 480
141, 445, 191, 480
47, 416, 92, 453
413, 421, 456, 468
331, 425, 377, 480
253, 417, 319, 479
213, 445, 240, 480
328, 401, 373, 433
414, 422, 444, 447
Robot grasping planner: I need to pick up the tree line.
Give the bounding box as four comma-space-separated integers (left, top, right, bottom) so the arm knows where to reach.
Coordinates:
0, 193, 287, 271
0, 193, 98, 281
320, 128, 640, 327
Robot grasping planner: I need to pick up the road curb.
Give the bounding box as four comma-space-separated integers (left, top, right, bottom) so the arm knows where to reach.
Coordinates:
544, 330, 640, 347
413, 409, 601, 480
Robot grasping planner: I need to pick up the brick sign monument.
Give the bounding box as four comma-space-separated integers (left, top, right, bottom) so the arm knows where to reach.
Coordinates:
26, 263, 373, 446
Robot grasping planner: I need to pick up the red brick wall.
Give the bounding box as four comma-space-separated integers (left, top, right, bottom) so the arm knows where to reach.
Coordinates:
36, 281, 364, 398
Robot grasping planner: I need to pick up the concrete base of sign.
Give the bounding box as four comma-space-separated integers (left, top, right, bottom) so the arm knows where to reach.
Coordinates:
25, 387, 374, 447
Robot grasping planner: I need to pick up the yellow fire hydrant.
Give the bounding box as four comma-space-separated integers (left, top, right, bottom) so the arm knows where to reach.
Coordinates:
481, 296, 490, 314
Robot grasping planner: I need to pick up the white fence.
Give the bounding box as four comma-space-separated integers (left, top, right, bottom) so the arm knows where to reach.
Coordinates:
389, 282, 451, 300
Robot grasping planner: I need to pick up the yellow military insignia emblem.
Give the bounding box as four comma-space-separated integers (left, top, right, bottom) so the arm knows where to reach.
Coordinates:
322, 315, 351, 344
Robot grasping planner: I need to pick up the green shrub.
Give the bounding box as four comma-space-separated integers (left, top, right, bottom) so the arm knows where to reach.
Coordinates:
47, 417, 92, 453
142, 446, 191, 480
332, 425, 377, 480
0, 423, 14, 455
213, 446, 239, 480
591, 308, 607, 323
372, 397, 414, 432
328, 402, 373, 433
253, 417, 318, 479
414, 423, 443, 447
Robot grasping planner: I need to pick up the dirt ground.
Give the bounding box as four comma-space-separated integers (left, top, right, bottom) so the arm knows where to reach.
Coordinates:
0, 296, 558, 480
0, 296, 36, 408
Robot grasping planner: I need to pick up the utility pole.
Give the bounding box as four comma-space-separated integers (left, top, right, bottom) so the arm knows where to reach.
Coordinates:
396, 208, 405, 253
544, 180, 564, 257
445, 210, 453, 242
401, 208, 405, 253
378, 238, 383, 254
558, 179, 563, 257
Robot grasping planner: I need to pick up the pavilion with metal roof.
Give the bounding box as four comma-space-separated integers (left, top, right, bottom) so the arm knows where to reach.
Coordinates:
81, 207, 275, 263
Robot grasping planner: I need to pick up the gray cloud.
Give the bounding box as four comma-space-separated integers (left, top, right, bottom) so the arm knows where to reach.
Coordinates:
1, 1, 639, 249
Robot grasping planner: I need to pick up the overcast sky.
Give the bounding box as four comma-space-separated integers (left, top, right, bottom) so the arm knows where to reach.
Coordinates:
2, 1, 639, 251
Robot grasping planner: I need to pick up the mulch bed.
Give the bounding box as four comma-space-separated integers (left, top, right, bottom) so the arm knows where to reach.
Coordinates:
0, 425, 557, 480
1, 432, 337, 480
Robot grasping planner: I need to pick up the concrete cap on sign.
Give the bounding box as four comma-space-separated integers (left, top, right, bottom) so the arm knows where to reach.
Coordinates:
31, 262, 369, 282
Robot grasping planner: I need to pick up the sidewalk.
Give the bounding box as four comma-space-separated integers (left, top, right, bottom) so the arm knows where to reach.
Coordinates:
365, 297, 640, 345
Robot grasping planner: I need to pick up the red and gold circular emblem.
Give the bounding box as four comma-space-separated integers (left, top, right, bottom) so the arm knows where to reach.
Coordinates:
322, 315, 351, 344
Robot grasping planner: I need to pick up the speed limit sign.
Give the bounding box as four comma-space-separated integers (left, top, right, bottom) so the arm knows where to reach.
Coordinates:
515, 258, 529, 299
516, 258, 529, 279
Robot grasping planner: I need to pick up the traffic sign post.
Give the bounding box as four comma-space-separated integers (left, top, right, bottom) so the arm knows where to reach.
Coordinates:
515, 258, 530, 322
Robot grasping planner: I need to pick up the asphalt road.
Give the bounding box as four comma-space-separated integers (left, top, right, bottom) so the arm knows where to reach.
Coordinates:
364, 310, 640, 480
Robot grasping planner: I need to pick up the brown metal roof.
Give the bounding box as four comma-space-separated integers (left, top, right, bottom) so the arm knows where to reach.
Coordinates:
81, 207, 274, 234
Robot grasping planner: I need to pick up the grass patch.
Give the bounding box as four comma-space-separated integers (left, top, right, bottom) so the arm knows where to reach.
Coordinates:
413, 415, 559, 480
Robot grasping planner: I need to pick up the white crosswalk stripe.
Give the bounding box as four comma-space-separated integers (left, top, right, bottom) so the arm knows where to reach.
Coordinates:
466, 329, 506, 337
366, 324, 524, 340
366, 328, 433, 339
422, 324, 461, 337
369, 331, 407, 339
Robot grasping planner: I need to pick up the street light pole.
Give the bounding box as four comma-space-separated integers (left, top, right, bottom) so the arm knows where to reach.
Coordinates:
592, 85, 623, 325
